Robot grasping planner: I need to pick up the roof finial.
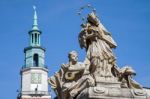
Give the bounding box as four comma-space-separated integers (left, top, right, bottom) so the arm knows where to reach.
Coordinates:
32, 5, 39, 30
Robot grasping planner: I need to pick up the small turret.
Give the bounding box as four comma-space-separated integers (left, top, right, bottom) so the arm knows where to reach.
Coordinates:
24, 6, 45, 68
29, 6, 41, 47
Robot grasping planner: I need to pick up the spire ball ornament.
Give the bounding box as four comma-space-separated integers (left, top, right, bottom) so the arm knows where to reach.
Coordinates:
33, 5, 36, 10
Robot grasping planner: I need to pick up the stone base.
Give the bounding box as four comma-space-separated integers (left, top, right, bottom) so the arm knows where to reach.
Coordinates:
95, 76, 118, 83
77, 86, 150, 99
96, 81, 121, 88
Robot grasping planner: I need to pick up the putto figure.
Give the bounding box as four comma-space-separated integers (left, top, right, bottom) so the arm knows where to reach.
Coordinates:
48, 51, 94, 99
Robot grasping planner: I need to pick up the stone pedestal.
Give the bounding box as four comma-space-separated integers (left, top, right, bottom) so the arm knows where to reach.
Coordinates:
88, 87, 148, 99
96, 82, 121, 88
77, 86, 149, 99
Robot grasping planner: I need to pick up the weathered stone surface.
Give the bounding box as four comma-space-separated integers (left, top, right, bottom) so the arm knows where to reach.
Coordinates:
48, 5, 150, 99
77, 87, 148, 99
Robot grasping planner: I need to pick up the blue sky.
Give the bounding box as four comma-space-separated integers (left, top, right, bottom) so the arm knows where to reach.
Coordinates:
0, 0, 150, 99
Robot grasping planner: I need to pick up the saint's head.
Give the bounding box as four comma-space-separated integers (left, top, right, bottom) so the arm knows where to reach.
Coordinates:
68, 51, 78, 64
87, 12, 99, 26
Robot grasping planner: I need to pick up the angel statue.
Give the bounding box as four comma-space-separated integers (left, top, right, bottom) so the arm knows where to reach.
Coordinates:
48, 51, 95, 99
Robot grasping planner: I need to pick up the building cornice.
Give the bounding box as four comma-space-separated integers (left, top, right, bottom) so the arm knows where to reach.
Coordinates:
24, 46, 46, 53
20, 67, 48, 74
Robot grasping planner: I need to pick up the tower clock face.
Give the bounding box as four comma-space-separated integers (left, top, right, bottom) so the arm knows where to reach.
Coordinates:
31, 73, 41, 84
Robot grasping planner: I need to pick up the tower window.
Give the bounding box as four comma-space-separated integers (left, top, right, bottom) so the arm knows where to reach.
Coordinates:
38, 34, 39, 44
32, 34, 34, 43
35, 33, 37, 44
33, 54, 39, 66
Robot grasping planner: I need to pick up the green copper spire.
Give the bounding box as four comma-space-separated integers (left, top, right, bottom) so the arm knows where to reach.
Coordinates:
32, 5, 39, 30
28, 6, 42, 47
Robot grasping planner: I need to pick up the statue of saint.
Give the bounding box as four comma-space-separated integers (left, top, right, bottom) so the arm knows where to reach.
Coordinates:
79, 12, 117, 79
48, 51, 95, 99
49, 8, 144, 99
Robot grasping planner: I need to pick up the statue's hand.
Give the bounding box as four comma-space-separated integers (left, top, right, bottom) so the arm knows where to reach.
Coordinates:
48, 77, 57, 89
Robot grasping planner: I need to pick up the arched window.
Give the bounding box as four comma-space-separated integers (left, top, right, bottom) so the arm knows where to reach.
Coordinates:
33, 54, 39, 66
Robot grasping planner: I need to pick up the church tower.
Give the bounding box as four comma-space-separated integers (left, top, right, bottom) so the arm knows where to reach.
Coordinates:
18, 6, 51, 99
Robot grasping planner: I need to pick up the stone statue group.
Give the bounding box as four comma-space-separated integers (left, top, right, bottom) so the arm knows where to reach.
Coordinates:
48, 11, 149, 99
